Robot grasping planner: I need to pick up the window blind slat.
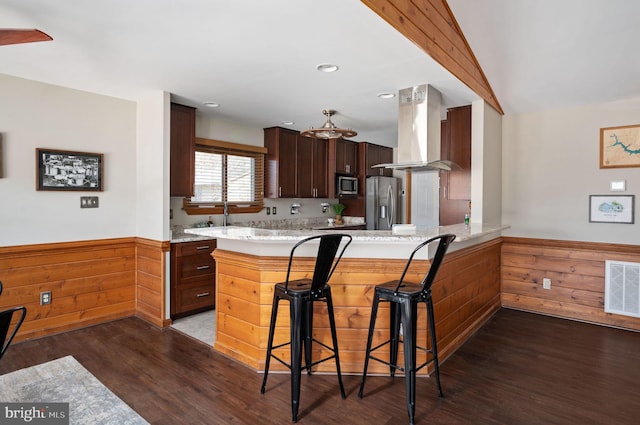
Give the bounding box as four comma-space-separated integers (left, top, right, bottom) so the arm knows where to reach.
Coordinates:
191, 148, 264, 206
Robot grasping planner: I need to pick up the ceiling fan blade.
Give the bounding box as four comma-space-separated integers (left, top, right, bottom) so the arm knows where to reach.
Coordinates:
0, 29, 52, 46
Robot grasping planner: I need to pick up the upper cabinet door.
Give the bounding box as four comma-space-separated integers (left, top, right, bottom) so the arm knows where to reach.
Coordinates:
362, 142, 393, 177
296, 135, 314, 198
335, 139, 358, 175
170, 103, 196, 197
264, 127, 298, 198
447, 105, 472, 171
444, 105, 471, 200
312, 138, 328, 198
297, 136, 328, 198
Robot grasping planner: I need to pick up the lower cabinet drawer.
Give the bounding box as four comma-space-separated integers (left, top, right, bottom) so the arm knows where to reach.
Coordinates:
179, 253, 215, 279
174, 280, 215, 314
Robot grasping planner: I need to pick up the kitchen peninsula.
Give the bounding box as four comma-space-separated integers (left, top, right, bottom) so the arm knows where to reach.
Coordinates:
185, 223, 507, 374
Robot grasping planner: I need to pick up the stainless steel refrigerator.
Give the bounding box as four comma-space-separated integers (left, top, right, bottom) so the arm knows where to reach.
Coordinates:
366, 176, 399, 230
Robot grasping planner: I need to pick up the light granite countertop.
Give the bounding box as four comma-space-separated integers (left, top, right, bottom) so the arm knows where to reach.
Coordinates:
184, 222, 507, 243
170, 224, 364, 244
171, 216, 365, 243
184, 223, 509, 259
183, 223, 508, 259
170, 232, 216, 244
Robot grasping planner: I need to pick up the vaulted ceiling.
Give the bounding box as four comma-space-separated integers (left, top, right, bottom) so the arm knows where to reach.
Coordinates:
2, 1, 639, 147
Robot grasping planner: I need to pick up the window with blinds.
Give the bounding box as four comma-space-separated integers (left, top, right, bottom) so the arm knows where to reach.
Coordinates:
193, 151, 223, 202
183, 138, 265, 215
193, 152, 256, 203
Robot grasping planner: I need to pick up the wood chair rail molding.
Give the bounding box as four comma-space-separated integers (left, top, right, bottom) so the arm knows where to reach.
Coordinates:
501, 236, 640, 255
362, 0, 504, 114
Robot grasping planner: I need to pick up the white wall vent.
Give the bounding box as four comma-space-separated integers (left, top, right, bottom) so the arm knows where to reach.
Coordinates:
605, 260, 640, 318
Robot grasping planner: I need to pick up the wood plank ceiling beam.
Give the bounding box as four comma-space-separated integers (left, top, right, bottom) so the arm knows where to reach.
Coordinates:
362, 0, 504, 115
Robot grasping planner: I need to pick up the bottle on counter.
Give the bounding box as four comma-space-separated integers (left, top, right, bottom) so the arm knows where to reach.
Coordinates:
207, 216, 214, 227
465, 200, 471, 225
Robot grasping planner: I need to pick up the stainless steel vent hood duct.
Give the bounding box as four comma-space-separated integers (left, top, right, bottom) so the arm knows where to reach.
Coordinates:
373, 84, 460, 172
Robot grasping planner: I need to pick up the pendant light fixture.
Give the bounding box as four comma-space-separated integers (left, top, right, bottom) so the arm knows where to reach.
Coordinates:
300, 109, 357, 139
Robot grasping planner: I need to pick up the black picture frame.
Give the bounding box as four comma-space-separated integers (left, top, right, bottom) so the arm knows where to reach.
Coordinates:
36, 148, 104, 191
589, 194, 635, 224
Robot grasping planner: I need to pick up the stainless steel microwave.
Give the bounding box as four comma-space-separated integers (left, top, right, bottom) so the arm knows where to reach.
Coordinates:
336, 175, 358, 196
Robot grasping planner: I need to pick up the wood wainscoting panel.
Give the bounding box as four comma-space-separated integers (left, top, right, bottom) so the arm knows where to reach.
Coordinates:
501, 237, 640, 330
213, 238, 501, 374
135, 238, 170, 327
0, 238, 138, 341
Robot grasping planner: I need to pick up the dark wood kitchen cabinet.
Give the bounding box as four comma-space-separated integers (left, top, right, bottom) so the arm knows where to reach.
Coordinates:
327, 138, 359, 199
336, 141, 393, 217
439, 105, 471, 225
170, 103, 196, 197
360, 142, 393, 177
333, 138, 358, 175
265, 127, 328, 198
171, 239, 216, 319
264, 127, 298, 198
297, 136, 328, 198
443, 105, 471, 200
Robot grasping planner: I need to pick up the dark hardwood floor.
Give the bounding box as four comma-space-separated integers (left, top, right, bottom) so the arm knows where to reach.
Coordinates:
1, 308, 639, 424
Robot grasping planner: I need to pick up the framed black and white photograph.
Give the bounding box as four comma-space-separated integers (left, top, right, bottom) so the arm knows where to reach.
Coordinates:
36, 148, 103, 191
589, 195, 634, 224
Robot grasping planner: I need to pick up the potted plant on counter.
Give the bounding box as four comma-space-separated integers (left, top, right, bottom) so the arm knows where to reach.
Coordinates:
331, 203, 346, 225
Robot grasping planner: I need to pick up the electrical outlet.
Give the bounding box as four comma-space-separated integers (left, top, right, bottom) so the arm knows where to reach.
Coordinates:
542, 278, 551, 290
266, 207, 271, 215
272, 207, 277, 215
40, 291, 52, 305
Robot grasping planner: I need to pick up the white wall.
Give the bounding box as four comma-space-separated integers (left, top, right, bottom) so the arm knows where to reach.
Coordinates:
10, 74, 634, 247
470, 100, 502, 225
195, 113, 263, 147
0, 74, 137, 246
502, 97, 640, 244
136, 91, 170, 241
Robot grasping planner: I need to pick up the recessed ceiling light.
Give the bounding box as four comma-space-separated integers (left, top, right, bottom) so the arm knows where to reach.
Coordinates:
203, 101, 220, 108
316, 63, 339, 73
377, 92, 396, 99
281, 121, 295, 126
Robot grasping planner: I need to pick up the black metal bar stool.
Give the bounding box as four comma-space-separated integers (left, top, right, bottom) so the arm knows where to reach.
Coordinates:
261, 233, 352, 423
1, 281, 28, 362
358, 234, 456, 425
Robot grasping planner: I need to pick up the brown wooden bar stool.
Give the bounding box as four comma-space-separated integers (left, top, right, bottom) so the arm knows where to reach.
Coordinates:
358, 234, 456, 425
261, 233, 352, 423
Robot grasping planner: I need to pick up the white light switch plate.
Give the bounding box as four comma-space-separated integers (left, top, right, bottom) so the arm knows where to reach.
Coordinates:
610, 180, 626, 191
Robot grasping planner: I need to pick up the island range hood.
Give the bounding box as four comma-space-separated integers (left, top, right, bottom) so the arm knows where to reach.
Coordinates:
373, 84, 461, 172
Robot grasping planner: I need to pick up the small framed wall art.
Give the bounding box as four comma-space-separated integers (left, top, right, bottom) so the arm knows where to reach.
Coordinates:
589, 194, 634, 224
36, 148, 104, 191
600, 124, 640, 168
